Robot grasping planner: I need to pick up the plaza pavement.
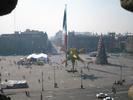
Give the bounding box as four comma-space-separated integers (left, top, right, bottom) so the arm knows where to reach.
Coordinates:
0, 54, 133, 100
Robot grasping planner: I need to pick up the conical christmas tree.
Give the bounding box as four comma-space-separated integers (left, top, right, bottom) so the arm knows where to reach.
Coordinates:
96, 35, 108, 64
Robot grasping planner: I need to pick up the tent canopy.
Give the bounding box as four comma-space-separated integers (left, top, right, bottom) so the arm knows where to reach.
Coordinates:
27, 53, 48, 59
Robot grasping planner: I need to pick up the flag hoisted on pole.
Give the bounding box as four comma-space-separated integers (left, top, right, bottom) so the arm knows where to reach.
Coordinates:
63, 4, 68, 67
63, 4, 67, 48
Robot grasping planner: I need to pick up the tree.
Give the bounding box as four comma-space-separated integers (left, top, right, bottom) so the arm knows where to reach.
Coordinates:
96, 35, 108, 64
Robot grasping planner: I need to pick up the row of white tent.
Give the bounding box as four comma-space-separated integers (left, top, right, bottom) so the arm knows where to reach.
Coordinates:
1, 80, 29, 89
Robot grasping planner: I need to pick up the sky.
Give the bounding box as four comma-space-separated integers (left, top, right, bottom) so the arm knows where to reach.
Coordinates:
0, 0, 133, 37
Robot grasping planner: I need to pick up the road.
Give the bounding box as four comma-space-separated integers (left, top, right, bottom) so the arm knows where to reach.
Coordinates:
4, 84, 129, 100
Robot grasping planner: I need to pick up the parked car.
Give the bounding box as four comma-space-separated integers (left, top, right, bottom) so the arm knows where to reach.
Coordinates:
89, 51, 97, 57
96, 93, 108, 99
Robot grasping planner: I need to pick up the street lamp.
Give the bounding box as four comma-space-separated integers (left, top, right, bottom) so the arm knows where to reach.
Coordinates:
120, 64, 125, 85
53, 66, 58, 88
120, 65, 122, 82
80, 68, 84, 89
41, 71, 44, 91
118, 54, 125, 85
0, 73, 1, 92
40, 92, 43, 100
40, 71, 44, 100
0, 73, 3, 93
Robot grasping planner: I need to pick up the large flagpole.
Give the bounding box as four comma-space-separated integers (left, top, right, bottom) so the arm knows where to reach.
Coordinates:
63, 4, 68, 67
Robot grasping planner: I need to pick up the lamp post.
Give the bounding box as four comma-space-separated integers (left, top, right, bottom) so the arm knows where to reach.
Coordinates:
40, 92, 43, 100
120, 64, 125, 85
53, 66, 58, 88
120, 65, 122, 82
0, 73, 3, 93
118, 54, 125, 85
41, 71, 44, 91
0, 73, 1, 92
80, 68, 84, 89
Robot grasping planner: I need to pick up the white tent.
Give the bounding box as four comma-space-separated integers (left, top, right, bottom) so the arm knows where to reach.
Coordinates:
1, 80, 29, 89
27, 53, 48, 62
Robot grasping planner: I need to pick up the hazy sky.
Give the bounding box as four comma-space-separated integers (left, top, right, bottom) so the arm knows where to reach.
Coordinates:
0, 0, 133, 37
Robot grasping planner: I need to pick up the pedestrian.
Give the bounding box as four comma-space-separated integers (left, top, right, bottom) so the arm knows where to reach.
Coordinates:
22, 75, 25, 79
114, 80, 117, 84
38, 79, 40, 83
29, 70, 31, 74
27, 91, 30, 97
25, 90, 30, 97
48, 76, 50, 80
25, 90, 28, 96
112, 86, 116, 98
8, 73, 10, 76
0, 88, 4, 93
5, 79, 7, 82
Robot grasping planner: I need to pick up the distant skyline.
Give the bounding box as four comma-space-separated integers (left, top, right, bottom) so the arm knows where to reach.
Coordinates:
0, 0, 133, 37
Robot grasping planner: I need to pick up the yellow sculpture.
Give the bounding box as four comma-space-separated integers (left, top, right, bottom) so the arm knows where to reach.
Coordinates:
62, 48, 84, 72
128, 85, 133, 100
